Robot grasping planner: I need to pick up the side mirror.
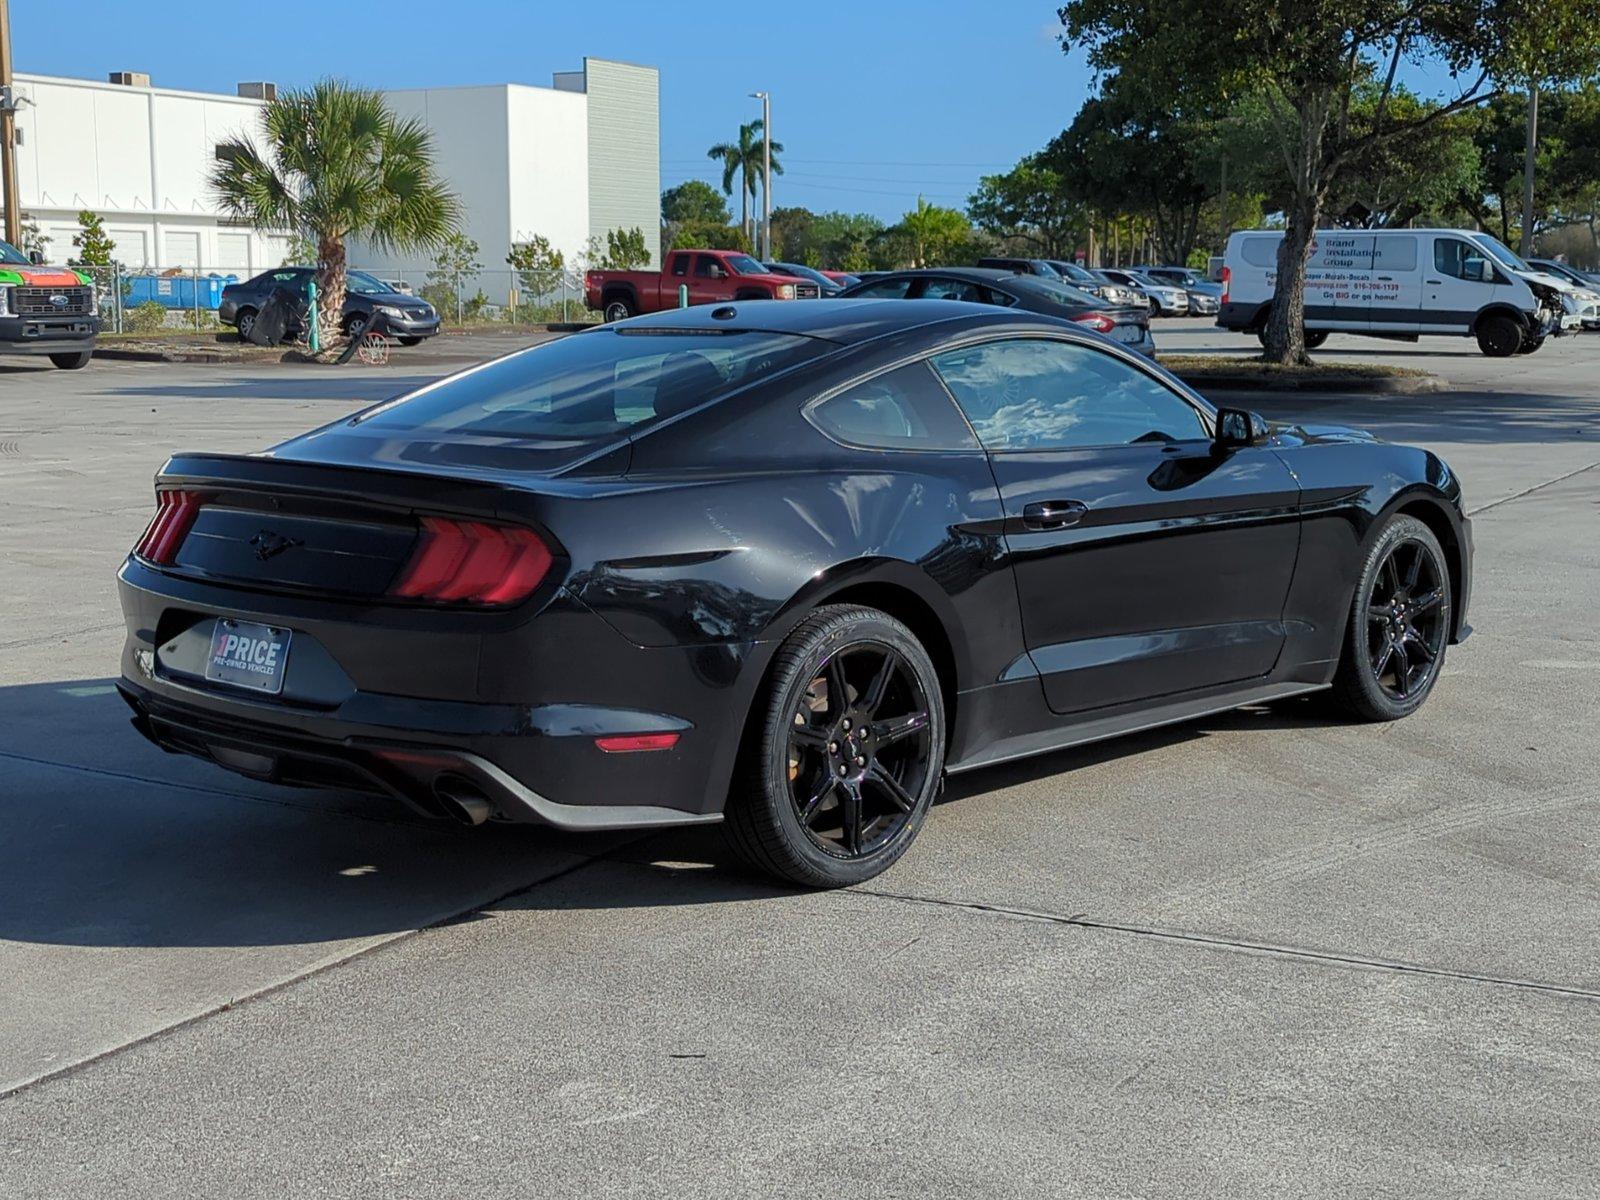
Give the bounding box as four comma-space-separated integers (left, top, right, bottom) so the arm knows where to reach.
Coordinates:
1215, 407, 1269, 448
709, 264, 727, 279
1468, 258, 1494, 283
28, 249, 44, 265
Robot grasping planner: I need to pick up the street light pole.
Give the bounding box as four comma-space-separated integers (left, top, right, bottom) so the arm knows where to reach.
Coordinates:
750, 91, 771, 259
0, 0, 22, 248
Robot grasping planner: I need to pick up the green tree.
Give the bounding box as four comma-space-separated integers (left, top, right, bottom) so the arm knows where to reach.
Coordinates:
1047, 80, 1231, 267
889, 198, 974, 268
506, 234, 566, 300
68, 210, 118, 268
1059, 0, 1600, 363
968, 155, 1086, 259
662, 180, 731, 226
808, 211, 885, 272
594, 226, 651, 270
706, 120, 784, 244
425, 232, 483, 322
667, 221, 751, 252
210, 78, 460, 341
279, 230, 319, 267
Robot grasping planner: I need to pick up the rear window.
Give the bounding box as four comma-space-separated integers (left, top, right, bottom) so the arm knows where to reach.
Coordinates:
1007, 275, 1098, 307
353, 329, 827, 443
1240, 238, 1279, 269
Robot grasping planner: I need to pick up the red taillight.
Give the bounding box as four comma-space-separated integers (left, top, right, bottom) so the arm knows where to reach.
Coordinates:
391, 516, 553, 606
594, 733, 680, 753
1072, 313, 1116, 334
1220, 265, 1231, 303
133, 489, 204, 565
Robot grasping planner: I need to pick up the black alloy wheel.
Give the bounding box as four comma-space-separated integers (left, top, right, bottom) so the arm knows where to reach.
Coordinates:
1332, 515, 1451, 720
728, 605, 945, 887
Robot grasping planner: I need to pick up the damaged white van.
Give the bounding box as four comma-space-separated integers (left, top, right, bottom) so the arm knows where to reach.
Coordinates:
1218, 228, 1585, 356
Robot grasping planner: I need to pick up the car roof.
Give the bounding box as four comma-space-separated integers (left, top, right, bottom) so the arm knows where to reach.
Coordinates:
860, 267, 1019, 282
619, 296, 1058, 344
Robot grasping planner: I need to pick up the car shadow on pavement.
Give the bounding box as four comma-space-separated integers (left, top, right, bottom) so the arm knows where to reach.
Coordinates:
0, 677, 747, 951
0, 680, 1367, 951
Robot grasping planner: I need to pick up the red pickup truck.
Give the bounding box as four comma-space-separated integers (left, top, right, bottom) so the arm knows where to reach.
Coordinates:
586, 249, 821, 321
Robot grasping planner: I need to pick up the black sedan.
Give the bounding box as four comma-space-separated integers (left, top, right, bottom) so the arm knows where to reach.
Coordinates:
218, 268, 441, 345
116, 300, 1471, 887
841, 267, 1156, 357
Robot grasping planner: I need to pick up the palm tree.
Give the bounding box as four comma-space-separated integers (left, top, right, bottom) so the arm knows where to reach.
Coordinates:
209, 79, 460, 343
706, 120, 784, 246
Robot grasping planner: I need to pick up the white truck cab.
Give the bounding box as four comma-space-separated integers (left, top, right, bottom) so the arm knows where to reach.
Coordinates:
1217, 228, 1582, 357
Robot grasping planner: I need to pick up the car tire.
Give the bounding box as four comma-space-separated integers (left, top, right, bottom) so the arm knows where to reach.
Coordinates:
234, 308, 258, 342
398, 336, 424, 347
726, 604, 946, 888
1515, 335, 1545, 355
1304, 330, 1330, 349
1329, 514, 1451, 722
49, 350, 93, 370
1476, 314, 1523, 357
603, 296, 636, 323
344, 313, 369, 339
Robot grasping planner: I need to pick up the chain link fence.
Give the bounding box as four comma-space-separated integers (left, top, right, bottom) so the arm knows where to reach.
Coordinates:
72, 265, 597, 335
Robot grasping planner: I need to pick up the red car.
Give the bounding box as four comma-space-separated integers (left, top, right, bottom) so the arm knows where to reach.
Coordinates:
586, 249, 820, 321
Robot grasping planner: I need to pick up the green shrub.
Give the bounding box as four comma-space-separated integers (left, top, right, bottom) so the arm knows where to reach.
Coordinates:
125, 300, 168, 334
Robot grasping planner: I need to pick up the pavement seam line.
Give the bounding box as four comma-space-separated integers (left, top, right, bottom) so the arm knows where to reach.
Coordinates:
850, 887, 1600, 1003
0, 842, 646, 1103
1467, 459, 1600, 516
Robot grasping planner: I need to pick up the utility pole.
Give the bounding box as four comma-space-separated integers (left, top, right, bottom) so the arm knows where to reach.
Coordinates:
1520, 82, 1538, 254
750, 91, 771, 259
0, 0, 21, 248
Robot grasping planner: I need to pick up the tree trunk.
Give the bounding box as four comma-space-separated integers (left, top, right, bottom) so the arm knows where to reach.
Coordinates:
1520, 83, 1539, 254
1264, 189, 1322, 365
315, 236, 347, 345
1264, 95, 1332, 366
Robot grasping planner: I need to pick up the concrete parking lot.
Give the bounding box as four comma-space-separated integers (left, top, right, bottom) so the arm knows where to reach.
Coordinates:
2, 324, 1598, 1197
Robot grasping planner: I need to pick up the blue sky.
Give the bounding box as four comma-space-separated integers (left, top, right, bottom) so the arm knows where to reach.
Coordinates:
13, 1, 1465, 224
13, 0, 1089, 221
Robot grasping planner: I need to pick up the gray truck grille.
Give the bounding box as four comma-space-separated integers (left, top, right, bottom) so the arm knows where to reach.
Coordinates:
14, 286, 95, 317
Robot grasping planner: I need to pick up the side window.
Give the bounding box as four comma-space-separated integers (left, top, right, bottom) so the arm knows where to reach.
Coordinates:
851, 278, 912, 299
1374, 236, 1417, 272
670, 255, 689, 277
1435, 238, 1493, 283
929, 338, 1208, 451
693, 255, 723, 278
807, 362, 979, 451
981, 286, 1019, 308
922, 277, 983, 302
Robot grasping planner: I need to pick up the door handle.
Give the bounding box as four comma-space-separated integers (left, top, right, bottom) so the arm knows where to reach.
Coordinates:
1376, 276, 1393, 282
1022, 500, 1089, 530
1426, 279, 1444, 285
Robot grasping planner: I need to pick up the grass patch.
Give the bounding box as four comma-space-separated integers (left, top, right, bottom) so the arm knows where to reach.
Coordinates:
1159, 354, 1430, 380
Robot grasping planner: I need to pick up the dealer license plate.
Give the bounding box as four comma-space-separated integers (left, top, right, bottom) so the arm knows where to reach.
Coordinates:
204, 620, 291, 694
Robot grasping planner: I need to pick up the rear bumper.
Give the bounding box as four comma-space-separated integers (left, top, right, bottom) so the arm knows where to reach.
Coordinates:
0, 314, 100, 353
116, 557, 762, 829
117, 677, 718, 830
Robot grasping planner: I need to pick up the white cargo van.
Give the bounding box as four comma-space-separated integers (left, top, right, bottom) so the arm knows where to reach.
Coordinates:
1218, 228, 1582, 356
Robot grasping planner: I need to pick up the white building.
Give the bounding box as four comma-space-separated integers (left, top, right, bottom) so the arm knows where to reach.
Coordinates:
3, 58, 661, 286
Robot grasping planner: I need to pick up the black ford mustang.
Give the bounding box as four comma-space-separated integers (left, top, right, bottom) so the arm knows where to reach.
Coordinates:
117, 300, 1471, 886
